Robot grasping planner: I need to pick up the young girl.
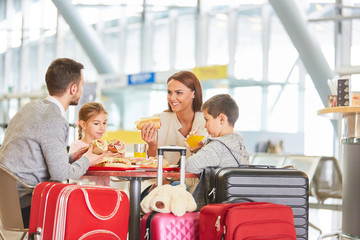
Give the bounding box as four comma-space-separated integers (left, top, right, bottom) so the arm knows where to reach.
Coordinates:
69, 102, 124, 185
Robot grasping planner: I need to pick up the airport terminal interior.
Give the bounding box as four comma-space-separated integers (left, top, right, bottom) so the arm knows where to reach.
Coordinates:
1, 0, 360, 239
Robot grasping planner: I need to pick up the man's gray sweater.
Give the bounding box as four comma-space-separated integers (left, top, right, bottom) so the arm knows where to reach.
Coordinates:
0, 100, 89, 208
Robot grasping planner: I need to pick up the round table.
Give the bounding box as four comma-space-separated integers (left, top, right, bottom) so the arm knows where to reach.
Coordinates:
318, 106, 360, 239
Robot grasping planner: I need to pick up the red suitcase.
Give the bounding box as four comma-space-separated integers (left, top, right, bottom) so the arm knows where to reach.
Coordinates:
140, 146, 200, 240
199, 201, 297, 240
28, 181, 129, 240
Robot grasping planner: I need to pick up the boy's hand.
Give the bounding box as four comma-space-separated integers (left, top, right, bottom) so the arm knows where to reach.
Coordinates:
189, 141, 204, 153
185, 135, 204, 153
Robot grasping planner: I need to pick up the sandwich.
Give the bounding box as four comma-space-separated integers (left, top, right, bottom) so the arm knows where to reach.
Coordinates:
107, 139, 126, 153
135, 117, 161, 130
137, 157, 170, 168
92, 139, 108, 155
96, 157, 132, 168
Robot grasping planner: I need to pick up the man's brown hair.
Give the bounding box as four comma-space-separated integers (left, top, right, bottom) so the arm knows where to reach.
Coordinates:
45, 58, 84, 96
201, 94, 239, 127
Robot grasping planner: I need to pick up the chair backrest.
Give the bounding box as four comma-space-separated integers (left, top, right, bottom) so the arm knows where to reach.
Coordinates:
282, 155, 322, 182
0, 164, 33, 232
251, 153, 287, 168
311, 157, 342, 202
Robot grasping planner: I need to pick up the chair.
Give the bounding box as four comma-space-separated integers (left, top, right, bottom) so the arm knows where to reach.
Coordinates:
250, 153, 287, 168
311, 157, 342, 203
0, 164, 35, 240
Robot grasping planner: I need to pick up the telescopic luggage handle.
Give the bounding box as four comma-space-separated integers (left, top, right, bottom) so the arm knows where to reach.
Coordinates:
157, 146, 186, 186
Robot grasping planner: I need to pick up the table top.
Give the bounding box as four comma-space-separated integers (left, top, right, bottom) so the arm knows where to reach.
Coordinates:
86, 169, 199, 179
317, 106, 360, 119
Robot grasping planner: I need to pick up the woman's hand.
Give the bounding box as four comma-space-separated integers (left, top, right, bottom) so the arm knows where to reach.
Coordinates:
72, 145, 89, 162
141, 123, 158, 157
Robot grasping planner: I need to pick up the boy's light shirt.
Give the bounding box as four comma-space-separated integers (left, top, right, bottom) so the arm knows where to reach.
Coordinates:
46, 95, 67, 119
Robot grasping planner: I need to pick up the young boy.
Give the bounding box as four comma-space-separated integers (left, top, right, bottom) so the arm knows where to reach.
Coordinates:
185, 94, 249, 208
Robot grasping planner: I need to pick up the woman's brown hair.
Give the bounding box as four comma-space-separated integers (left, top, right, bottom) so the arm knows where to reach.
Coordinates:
77, 102, 108, 140
167, 71, 203, 112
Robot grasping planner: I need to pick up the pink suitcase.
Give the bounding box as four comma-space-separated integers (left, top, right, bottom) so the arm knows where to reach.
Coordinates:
140, 211, 200, 240
28, 181, 129, 240
140, 146, 200, 240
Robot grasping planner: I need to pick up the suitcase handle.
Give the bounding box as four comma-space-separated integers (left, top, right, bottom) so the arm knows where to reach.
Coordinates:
221, 197, 255, 204
157, 146, 186, 186
239, 164, 276, 169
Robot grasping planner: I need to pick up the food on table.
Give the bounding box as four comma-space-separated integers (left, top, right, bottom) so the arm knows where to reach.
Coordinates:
107, 139, 126, 153
136, 157, 170, 168
92, 139, 108, 155
96, 157, 132, 168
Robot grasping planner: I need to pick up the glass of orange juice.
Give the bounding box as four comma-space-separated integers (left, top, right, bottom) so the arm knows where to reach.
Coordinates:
134, 143, 146, 158
186, 135, 205, 148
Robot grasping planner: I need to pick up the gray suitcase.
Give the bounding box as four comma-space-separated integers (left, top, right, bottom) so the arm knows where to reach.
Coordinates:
208, 166, 309, 240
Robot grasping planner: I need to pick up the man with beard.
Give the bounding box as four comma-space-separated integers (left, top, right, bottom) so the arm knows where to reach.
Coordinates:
0, 58, 103, 227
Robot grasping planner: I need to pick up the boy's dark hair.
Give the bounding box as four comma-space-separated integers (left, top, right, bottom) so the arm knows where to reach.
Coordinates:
201, 94, 239, 127
45, 58, 84, 96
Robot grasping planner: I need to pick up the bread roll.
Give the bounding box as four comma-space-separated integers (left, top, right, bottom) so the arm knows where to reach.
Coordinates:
92, 139, 108, 155
135, 117, 161, 130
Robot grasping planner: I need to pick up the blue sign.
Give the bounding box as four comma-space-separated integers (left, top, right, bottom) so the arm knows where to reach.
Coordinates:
128, 72, 155, 85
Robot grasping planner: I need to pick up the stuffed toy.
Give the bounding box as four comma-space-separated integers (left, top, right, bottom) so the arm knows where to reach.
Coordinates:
140, 184, 197, 217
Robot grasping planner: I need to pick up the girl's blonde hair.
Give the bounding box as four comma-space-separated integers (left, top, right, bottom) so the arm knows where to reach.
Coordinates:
77, 102, 108, 140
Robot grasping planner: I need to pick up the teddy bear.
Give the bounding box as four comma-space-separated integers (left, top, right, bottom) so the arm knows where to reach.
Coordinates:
140, 184, 197, 217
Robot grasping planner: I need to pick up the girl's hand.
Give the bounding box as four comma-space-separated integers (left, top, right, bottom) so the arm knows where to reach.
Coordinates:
72, 146, 89, 162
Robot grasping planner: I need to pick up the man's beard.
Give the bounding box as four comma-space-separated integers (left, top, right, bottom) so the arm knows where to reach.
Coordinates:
69, 92, 80, 106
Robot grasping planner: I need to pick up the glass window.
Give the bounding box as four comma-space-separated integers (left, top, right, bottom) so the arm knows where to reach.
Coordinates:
267, 85, 299, 132
28, 42, 39, 90
0, 0, 5, 21
104, 32, 121, 69
351, 19, 360, 65
153, 18, 170, 71
234, 10, 262, 81
125, 24, 141, 74
10, 47, 21, 92
176, 14, 196, 69
0, 54, 4, 94
208, 13, 229, 65
268, 17, 299, 83
233, 86, 262, 131
304, 76, 333, 156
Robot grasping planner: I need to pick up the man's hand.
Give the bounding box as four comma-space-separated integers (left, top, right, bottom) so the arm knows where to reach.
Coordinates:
71, 145, 89, 162
83, 144, 104, 166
